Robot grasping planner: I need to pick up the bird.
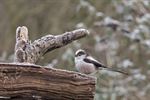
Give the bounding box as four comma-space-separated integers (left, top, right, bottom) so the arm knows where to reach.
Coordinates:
74, 49, 128, 75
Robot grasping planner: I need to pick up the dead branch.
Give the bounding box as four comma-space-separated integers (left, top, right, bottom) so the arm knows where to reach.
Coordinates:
0, 63, 96, 100
14, 26, 89, 63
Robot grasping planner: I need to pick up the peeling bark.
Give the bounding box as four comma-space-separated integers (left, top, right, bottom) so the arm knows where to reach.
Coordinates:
0, 63, 96, 100
14, 26, 89, 64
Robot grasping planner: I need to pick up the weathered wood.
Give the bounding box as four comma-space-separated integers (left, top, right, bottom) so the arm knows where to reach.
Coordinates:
14, 26, 89, 63
0, 63, 96, 100
12, 26, 95, 99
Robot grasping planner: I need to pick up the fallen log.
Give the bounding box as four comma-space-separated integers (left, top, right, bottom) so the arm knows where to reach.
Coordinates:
0, 63, 96, 100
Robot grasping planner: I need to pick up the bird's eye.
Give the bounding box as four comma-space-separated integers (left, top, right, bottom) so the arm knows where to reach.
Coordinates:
77, 52, 85, 56
78, 54, 81, 56
75, 50, 86, 57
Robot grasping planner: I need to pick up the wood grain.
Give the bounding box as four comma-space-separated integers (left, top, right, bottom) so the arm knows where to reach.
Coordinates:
0, 63, 95, 100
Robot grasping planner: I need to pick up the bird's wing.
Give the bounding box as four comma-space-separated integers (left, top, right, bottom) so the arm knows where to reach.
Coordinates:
84, 56, 129, 75
83, 56, 107, 69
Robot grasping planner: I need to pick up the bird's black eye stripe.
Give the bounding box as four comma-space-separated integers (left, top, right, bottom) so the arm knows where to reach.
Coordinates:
75, 51, 85, 57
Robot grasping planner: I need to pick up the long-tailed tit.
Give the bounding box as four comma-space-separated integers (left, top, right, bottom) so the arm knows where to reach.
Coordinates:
75, 49, 128, 75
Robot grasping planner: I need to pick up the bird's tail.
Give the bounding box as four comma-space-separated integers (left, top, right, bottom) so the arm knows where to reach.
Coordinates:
100, 66, 129, 75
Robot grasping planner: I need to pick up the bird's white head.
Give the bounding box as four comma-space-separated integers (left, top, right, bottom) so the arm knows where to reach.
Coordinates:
75, 49, 88, 60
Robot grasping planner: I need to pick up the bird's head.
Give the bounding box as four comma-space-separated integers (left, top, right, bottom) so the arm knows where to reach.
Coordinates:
75, 49, 88, 59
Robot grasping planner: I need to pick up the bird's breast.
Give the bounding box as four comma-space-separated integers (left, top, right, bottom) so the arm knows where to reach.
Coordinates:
75, 59, 96, 74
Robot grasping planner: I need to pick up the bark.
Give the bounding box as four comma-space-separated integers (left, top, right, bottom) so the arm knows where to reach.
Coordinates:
0, 63, 96, 100
14, 26, 89, 64
11, 26, 96, 100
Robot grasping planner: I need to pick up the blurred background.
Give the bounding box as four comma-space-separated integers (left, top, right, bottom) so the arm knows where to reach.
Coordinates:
0, 0, 150, 100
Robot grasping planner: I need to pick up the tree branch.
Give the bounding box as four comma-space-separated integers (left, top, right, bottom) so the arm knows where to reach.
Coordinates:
14, 26, 89, 63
